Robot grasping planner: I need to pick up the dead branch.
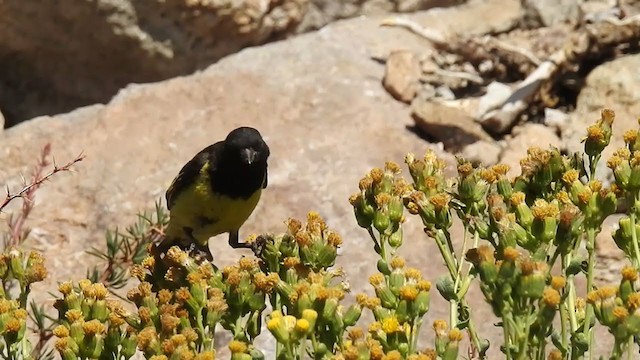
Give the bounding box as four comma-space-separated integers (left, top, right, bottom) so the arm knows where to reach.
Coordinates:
426, 68, 485, 84
479, 14, 640, 134
1, 146, 85, 248
380, 17, 448, 47
481, 36, 542, 66
381, 17, 540, 82
381, 15, 640, 135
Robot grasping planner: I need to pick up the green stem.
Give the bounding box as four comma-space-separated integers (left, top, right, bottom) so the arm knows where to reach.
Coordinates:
582, 228, 596, 355
449, 300, 458, 328
433, 230, 457, 278
589, 154, 600, 180
515, 309, 534, 360
503, 311, 514, 360
411, 318, 423, 353
368, 227, 388, 262
195, 308, 208, 351
630, 203, 640, 268
563, 253, 578, 332
311, 334, 320, 360
611, 337, 625, 360
464, 308, 485, 359
559, 300, 569, 351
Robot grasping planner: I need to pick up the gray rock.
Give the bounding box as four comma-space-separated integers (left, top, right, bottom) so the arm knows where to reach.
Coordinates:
412, 99, 493, 151
383, 50, 422, 103
298, 0, 467, 31
0, 2, 536, 357
459, 140, 503, 166
0, 0, 308, 125
521, 0, 582, 27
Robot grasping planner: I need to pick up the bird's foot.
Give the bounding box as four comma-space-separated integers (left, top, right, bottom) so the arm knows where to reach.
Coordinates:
186, 242, 214, 263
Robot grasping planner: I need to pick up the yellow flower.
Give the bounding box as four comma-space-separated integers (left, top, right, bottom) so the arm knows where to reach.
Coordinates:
381, 316, 400, 334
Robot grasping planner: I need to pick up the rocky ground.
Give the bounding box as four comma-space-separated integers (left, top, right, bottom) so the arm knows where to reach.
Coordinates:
1, 0, 640, 358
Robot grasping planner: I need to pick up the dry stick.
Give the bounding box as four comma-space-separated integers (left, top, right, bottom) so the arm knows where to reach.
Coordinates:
426, 68, 485, 84
5, 145, 51, 248
481, 36, 542, 66
1, 146, 85, 248
381, 17, 539, 70
479, 15, 640, 134
381, 15, 640, 134
380, 17, 448, 47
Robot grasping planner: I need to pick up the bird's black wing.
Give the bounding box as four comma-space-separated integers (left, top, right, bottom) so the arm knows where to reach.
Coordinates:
262, 166, 268, 189
166, 142, 222, 210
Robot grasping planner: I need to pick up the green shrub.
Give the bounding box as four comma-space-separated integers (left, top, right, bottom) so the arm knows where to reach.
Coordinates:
3, 109, 640, 359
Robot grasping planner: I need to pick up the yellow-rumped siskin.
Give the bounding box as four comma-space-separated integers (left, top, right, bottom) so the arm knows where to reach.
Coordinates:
156, 127, 270, 260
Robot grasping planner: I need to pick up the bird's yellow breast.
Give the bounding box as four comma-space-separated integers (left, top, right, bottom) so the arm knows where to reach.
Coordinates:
165, 163, 262, 245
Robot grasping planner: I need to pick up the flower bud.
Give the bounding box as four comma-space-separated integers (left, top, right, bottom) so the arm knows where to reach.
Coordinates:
296, 294, 313, 314
8, 251, 24, 281
343, 304, 362, 326
190, 282, 206, 307
373, 211, 390, 234
267, 315, 294, 344
375, 287, 398, 309
613, 162, 631, 190
496, 177, 513, 199
301, 309, 318, 330
474, 219, 491, 240
377, 260, 391, 275
313, 244, 337, 269
293, 318, 311, 340
322, 298, 339, 320
250, 349, 266, 360
352, 194, 375, 229
388, 228, 403, 248
247, 311, 262, 339
613, 217, 639, 257
624, 313, 640, 334
395, 300, 409, 323
388, 197, 404, 224
514, 203, 533, 229
436, 277, 457, 302
619, 267, 638, 303
416, 291, 430, 316
389, 271, 405, 294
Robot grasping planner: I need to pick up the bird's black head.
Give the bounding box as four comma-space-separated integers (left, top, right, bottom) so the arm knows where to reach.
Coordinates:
223, 127, 270, 166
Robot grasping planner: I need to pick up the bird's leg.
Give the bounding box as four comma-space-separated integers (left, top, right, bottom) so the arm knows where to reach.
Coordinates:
193, 242, 213, 261
228, 230, 252, 249
182, 228, 214, 261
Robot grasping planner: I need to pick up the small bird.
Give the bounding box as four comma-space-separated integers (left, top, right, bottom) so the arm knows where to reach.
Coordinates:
157, 127, 270, 260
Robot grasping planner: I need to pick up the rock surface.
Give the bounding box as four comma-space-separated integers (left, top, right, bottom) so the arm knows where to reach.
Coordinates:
0, 0, 308, 126
298, 0, 466, 31
521, 0, 582, 27
383, 50, 422, 103
0, 5, 526, 356
0, 0, 466, 127
1, 0, 631, 356
412, 99, 493, 151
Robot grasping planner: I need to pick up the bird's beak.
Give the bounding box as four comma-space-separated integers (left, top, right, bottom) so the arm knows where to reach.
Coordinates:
241, 148, 257, 164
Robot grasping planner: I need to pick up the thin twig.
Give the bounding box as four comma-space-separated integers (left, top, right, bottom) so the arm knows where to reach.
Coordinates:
380, 17, 448, 47
1, 145, 85, 248
426, 68, 485, 84
0, 149, 85, 213
482, 36, 542, 65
